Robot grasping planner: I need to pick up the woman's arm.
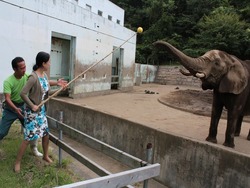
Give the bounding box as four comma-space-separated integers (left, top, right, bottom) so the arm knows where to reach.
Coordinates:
20, 75, 36, 110
49, 78, 67, 87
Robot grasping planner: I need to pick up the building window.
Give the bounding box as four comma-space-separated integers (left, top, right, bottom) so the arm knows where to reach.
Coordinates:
98, 10, 103, 16
71, 0, 78, 5
86, 4, 91, 11
116, 19, 120, 24
108, 15, 112, 21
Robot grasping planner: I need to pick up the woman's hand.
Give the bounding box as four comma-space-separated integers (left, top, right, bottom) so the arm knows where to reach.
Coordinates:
57, 78, 68, 90
32, 105, 39, 112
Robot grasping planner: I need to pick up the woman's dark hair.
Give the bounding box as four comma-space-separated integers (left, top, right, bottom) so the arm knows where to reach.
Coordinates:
12, 57, 24, 70
33, 51, 50, 71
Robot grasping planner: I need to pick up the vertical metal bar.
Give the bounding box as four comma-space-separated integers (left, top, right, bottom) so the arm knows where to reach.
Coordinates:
143, 143, 153, 188
58, 111, 63, 166
20, 125, 24, 134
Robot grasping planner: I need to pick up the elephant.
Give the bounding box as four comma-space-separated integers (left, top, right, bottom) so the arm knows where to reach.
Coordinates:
154, 40, 250, 148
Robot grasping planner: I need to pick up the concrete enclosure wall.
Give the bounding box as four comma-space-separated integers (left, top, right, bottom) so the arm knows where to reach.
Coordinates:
134, 64, 157, 84
47, 99, 250, 188
134, 64, 201, 86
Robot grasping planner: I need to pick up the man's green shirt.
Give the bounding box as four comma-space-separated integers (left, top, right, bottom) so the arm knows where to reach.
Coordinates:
3, 73, 29, 103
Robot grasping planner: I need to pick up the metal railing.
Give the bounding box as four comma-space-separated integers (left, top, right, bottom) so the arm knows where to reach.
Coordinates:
47, 115, 160, 188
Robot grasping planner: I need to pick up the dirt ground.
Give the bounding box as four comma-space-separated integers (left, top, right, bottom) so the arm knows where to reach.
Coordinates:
159, 87, 215, 117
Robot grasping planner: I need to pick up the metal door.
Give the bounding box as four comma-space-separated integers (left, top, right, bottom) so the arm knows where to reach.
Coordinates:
50, 38, 63, 78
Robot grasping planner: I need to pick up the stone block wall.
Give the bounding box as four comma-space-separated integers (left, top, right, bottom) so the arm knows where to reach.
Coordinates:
155, 65, 201, 87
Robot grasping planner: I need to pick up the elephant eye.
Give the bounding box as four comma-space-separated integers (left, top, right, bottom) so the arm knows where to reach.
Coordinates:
214, 58, 220, 66
214, 61, 219, 66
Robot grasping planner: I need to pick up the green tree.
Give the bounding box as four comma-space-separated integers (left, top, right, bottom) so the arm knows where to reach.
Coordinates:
189, 7, 250, 58
110, 0, 250, 63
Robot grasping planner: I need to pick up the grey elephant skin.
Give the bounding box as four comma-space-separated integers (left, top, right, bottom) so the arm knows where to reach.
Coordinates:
154, 40, 250, 148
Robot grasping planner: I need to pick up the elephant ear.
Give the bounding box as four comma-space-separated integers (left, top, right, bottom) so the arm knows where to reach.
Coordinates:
219, 58, 248, 94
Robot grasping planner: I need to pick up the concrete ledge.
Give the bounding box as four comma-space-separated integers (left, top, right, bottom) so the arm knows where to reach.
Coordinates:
47, 99, 250, 188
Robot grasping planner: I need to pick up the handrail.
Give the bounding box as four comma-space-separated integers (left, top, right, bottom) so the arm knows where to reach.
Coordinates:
47, 116, 160, 188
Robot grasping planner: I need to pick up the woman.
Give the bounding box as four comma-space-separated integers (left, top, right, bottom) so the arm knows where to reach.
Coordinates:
14, 51, 65, 172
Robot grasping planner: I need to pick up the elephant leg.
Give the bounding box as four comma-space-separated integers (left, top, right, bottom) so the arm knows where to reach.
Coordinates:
206, 93, 223, 144
223, 110, 238, 148
234, 115, 243, 136
247, 129, 250, 141
223, 126, 236, 148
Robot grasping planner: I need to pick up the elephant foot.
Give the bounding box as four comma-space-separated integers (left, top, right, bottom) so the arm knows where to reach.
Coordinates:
223, 142, 235, 148
234, 132, 240, 137
206, 136, 217, 143
247, 130, 250, 140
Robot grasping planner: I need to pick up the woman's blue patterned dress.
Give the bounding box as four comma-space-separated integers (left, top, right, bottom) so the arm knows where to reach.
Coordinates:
23, 77, 49, 141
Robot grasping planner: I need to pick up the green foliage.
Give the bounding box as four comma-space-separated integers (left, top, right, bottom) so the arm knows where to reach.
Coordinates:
111, 0, 250, 64
191, 7, 250, 58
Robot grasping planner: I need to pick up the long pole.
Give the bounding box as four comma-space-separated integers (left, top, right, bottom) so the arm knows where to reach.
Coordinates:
38, 31, 138, 108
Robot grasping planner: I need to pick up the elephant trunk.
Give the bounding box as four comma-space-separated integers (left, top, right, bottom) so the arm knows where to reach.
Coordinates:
153, 41, 206, 77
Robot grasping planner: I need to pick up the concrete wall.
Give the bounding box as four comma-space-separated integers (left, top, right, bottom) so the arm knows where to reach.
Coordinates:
134, 64, 201, 86
70, 0, 125, 26
0, 0, 135, 94
134, 64, 157, 85
47, 99, 250, 188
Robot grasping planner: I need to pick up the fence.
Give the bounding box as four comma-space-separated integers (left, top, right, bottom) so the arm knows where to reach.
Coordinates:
47, 116, 160, 188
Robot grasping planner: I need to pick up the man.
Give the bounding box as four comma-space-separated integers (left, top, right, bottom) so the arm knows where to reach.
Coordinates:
0, 57, 66, 157
0, 57, 43, 156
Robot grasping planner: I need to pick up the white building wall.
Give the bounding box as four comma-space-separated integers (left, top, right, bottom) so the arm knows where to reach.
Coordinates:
0, 0, 136, 94
68, 0, 124, 26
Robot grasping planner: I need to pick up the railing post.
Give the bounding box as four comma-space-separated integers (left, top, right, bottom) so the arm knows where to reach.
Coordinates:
143, 143, 153, 188
58, 111, 63, 167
